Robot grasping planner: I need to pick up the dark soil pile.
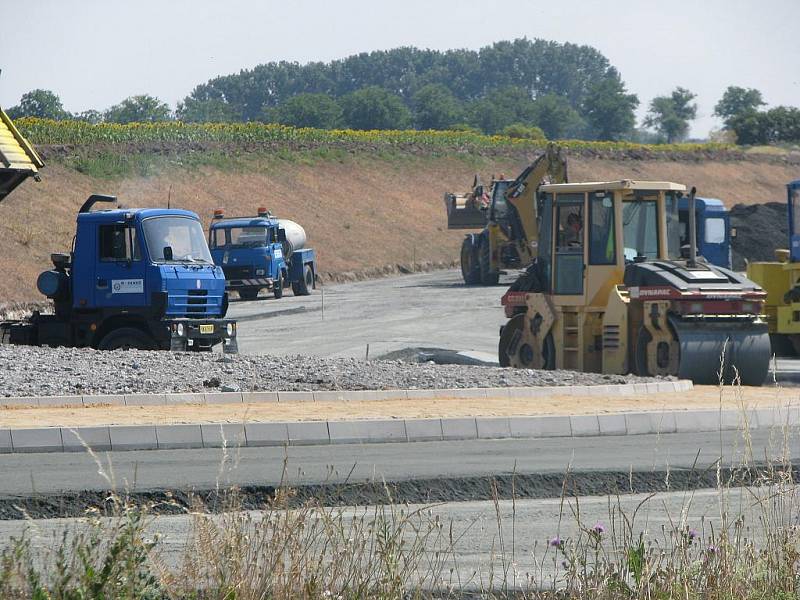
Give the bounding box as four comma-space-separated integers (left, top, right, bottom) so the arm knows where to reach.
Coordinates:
730, 202, 788, 270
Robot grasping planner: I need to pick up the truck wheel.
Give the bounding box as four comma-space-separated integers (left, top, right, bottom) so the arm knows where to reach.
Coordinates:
239, 288, 259, 301
479, 238, 499, 285
293, 264, 314, 296
461, 236, 480, 285
274, 273, 284, 299
98, 327, 155, 351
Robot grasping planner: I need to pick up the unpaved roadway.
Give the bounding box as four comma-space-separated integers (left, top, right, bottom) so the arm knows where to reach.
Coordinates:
229, 269, 513, 360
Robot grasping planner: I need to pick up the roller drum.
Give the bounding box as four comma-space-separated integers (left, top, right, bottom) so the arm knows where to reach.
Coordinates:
277, 219, 307, 255
669, 316, 771, 386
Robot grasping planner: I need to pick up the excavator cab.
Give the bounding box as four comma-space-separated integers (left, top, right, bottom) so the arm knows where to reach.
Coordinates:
500, 180, 770, 385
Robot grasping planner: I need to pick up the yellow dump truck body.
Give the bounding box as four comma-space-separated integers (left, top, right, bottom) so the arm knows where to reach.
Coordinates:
0, 109, 44, 200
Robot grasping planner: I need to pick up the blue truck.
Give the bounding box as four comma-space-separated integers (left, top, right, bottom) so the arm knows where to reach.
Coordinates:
209, 208, 316, 300
678, 196, 732, 269
0, 195, 238, 352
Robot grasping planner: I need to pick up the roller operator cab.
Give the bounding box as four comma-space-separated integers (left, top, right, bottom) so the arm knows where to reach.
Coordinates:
677, 197, 732, 269
1, 195, 238, 353
209, 208, 316, 301
499, 180, 770, 385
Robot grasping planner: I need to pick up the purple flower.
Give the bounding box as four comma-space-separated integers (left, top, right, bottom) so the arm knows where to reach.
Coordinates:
591, 522, 606, 535
688, 528, 699, 542
549, 536, 563, 547
706, 544, 718, 554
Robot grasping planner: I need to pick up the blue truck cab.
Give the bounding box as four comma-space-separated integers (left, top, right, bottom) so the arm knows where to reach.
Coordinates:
208, 208, 316, 300
787, 180, 800, 262
678, 196, 732, 269
2, 195, 237, 352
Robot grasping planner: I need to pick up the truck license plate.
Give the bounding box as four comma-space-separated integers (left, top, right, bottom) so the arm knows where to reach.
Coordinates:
200, 324, 214, 334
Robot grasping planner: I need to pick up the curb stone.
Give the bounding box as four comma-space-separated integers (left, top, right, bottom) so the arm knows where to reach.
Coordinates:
2, 403, 796, 453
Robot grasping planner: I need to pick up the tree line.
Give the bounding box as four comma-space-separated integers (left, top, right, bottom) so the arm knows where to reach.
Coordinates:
5, 39, 799, 145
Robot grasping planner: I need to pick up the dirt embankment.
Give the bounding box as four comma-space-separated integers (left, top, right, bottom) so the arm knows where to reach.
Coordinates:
1, 149, 797, 302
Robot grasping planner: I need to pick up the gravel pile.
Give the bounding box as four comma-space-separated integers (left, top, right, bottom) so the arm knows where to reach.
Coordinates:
730, 202, 788, 270
0, 346, 659, 397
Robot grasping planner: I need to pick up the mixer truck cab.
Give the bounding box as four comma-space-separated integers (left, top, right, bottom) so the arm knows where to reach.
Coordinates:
209, 208, 316, 301
678, 196, 732, 269
1, 195, 238, 352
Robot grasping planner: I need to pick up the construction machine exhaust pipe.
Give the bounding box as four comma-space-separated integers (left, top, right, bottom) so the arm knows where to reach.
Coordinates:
688, 186, 697, 268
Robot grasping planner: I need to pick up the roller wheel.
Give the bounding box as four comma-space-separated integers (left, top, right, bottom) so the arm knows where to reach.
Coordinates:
238, 288, 260, 301
292, 264, 314, 296
98, 327, 156, 351
479, 237, 499, 286
499, 314, 555, 370
460, 236, 480, 285
273, 273, 284, 299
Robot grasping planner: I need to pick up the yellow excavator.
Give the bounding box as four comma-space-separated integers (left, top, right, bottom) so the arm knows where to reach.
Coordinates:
498, 180, 771, 385
444, 144, 567, 285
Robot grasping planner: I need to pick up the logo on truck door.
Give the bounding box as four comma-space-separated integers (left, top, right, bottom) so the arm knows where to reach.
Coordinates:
112, 279, 144, 293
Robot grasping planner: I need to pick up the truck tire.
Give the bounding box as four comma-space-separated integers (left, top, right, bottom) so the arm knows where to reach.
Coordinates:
239, 288, 260, 301
460, 236, 480, 285
292, 264, 314, 296
98, 327, 156, 351
274, 272, 284, 299
479, 237, 499, 286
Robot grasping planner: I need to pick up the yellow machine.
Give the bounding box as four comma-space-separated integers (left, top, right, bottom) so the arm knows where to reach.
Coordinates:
499, 180, 770, 385
746, 180, 800, 355
444, 144, 567, 285
0, 106, 44, 200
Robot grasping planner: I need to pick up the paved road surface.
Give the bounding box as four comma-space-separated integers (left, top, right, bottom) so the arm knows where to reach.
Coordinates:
0, 430, 792, 497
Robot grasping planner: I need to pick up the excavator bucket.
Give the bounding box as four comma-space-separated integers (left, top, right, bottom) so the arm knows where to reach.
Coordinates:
0, 107, 44, 201
443, 192, 487, 229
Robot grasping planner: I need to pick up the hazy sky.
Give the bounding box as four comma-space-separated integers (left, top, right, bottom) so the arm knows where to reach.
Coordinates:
1, 0, 798, 137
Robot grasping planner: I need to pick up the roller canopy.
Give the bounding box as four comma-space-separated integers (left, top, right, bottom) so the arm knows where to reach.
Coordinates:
0, 107, 44, 201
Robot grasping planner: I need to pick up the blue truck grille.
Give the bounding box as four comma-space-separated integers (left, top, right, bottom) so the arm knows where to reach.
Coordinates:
167, 289, 222, 318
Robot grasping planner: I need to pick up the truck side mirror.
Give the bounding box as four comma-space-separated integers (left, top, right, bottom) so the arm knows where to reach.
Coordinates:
278, 229, 287, 243
163, 246, 173, 261
730, 227, 737, 240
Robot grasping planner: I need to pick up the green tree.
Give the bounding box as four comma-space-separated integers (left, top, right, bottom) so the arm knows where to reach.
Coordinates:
500, 123, 546, 140
7, 89, 70, 120
411, 84, 462, 130
643, 87, 697, 143
104, 95, 172, 124
467, 86, 537, 134
730, 106, 800, 145
338, 86, 411, 130
74, 109, 103, 124
582, 74, 639, 140
531, 94, 584, 139
270, 93, 342, 128
177, 97, 239, 122
714, 86, 765, 128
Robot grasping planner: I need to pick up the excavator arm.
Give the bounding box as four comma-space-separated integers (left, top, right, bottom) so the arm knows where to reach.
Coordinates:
503, 143, 567, 265
0, 107, 44, 201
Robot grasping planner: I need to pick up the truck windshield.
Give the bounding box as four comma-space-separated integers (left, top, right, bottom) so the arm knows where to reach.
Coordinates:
210, 226, 269, 249
143, 217, 213, 263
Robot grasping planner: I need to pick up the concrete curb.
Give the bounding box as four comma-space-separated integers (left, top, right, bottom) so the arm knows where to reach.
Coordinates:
0, 380, 694, 409
2, 401, 797, 454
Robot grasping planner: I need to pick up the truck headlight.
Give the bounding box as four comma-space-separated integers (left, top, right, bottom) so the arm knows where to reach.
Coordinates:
255, 269, 265, 276
177, 323, 185, 337
226, 323, 234, 336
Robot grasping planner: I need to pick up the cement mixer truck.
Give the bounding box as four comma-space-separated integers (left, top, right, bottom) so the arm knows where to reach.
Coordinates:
208, 208, 316, 300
